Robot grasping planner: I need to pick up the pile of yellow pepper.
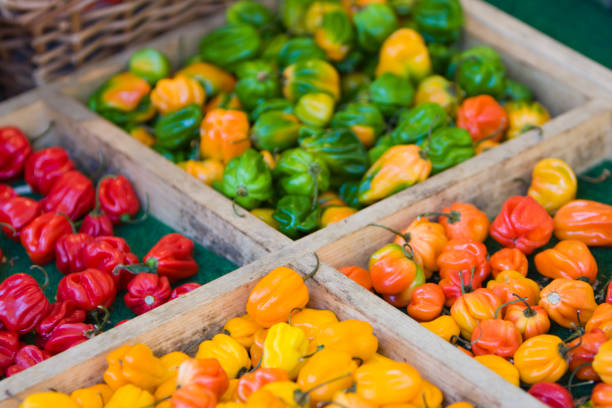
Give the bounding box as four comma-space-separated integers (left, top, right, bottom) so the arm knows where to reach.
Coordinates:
19, 266, 475, 407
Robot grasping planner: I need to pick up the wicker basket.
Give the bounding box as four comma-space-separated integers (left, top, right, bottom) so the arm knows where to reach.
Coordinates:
0, 0, 230, 98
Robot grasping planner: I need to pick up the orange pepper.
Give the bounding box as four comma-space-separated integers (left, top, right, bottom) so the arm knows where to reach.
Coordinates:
70, 384, 113, 408
514, 334, 570, 384
421, 315, 460, 342
369, 243, 421, 295
554, 200, 612, 246
182, 159, 224, 186
475, 139, 499, 155
249, 329, 268, 367
567, 328, 607, 381
320, 206, 358, 227
450, 288, 501, 339
535, 240, 598, 283
318, 191, 346, 208
338, 266, 373, 291
223, 314, 262, 348
328, 389, 377, 407
170, 383, 217, 408
176, 358, 229, 398
246, 266, 310, 328
456, 95, 508, 143
470, 318, 522, 358
199, 108, 251, 165
445, 403, 475, 408
406, 283, 445, 322
316, 320, 378, 361
435, 203, 489, 243
151, 75, 205, 114
204, 92, 242, 114
355, 360, 423, 405
296, 349, 358, 403
407, 380, 443, 408
246, 388, 288, 407
539, 278, 597, 329
586, 303, 612, 339
593, 338, 612, 384
474, 354, 519, 387
236, 368, 288, 403
100, 72, 151, 111
592, 382, 612, 408
503, 299, 550, 340
289, 308, 339, 341
375, 28, 431, 82
176, 62, 236, 97
394, 218, 448, 279
486, 270, 540, 306
489, 248, 528, 278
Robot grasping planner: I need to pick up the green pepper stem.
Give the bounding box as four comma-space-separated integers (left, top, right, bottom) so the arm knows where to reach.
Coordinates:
30, 265, 50, 290
87, 305, 111, 337
288, 307, 304, 326
0, 222, 17, 239
29, 121, 55, 144
309, 163, 321, 211
580, 168, 610, 184
495, 293, 533, 319
520, 125, 543, 140
367, 223, 410, 242
475, 120, 506, 146
459, 266, 476, 296
419, 210, 461, 224
232, 197, 246, 218
303, 253, 320, 281
299, 344, 324, 361
120, 193, 150, 224
295, 373, 353, 406
567, 362, 594, 393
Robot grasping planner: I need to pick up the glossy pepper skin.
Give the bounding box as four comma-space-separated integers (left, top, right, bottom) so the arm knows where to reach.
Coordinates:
0, 196, 41, 240
489, 195, 554, 255
437, 203, 489, 243
41, 171, 95, 221
5, 344, 51, 377
176, 358, 229, 398
505, 101, 550, 140
57, 268, 116, 312
274, 148, 331, 198
567, 329, 607, 381
223, 315, 261, 349
104, 344, 166, 391
353, 4, 397, 53
273, 195, 321, 238
421, 315, 460, 342
89, 72, 151, 113
0, 184, 16, 203
330, 102, 384, 149
504, 302, 550, 340
0, 330, 19, 375
473, 355, 519, 386
216, 150, 273, 211
0, 271, 49, 334
415, 75, 463, 118
369, 243, 421, 295
124, 273, 171, 315
35, 300, 86, 346
369, 73, 415, 119
391, 103, 447, 146
18, 391, 80, 408
139, 233, 198, 282
407, 283, 445, 322
42, 321, 96, 354
54, 233, 94, 275
105, 384, 155, 408
421, 127, 475, 174
151, 75, 205, 115
413, 0, 464, 44
535, 240, 597, 283
593, 339, 612, 384
316, 319, 378, 361
297, 349, 357, 403
586, 303, 612, 339
262, 322, 309, 379
450, 288, 501, 339
355, 360, 423, 405
283, 59, 340, 103
514, 334, 569, 384
200, 23, 261, 70
25, 147, 74, 195
196, 334, 251, 379
527, 382, 573, 408
527, 158, 577, 213
338, 265, 372, 291
490, 247, 528, 278
83, 236, 139, 289
289, 308, 338, 342
247, 266, 309, 328
539, 278, 597, 329
235, 60, 281, 111
486, 270, 540, 306
79, 212, 114, 237
129, 47, 170, 84
96, 175, 140, 224
251, 111, 301, 152
237, 368, 289, 402
590, 383, 612, 408
182, 159, 224, 186
447, 46, 506, 98
470, 318, 522, 358
376, 28, 431, 82
177, 62, 235, 98
169, 282, 201, 301
200, 109, 251, 165
554, 200, 612, 246
70, 384, 113, 408
0, 126, 32, 180
358, 145, 431, 205
154, 104, 203, 151
393, 217, 448, 279
457, 95, 507, 143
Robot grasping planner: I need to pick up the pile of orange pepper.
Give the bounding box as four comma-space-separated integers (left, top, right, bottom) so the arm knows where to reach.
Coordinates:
340, 157, 612, 407
19, 265, 476, 407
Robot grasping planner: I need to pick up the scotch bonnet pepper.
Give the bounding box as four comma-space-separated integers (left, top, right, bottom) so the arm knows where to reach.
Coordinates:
448, 46, 506, 98
57, 268, 116, 312
199, 24, 261, 70
154, 104, 203, 151
330, 102, 385, 148
273, 195, 321, 238
420, 126, 475, 174
97, 175, 141, 224
21, 212, 74, 265
369, 73, 415, 118
413, 0, 464, 44
35, 300, 86, 346
235, 60, 281, 110
315, 10, 354, 61
200, 108, 251, 165
5, 345, 51, 377
25, 146, 74, 195
251, 111, 301, 152
0, 269, 49, 334
390, 102, 447, 146
40, 170, 95, 221
295, 92, 335, 128
0, 196, 41, 241
527, 158, 577, 213
274, 148, 330, 197
376, 28, 431, 82
128, 48, 170, 85
0, 126, 32, 180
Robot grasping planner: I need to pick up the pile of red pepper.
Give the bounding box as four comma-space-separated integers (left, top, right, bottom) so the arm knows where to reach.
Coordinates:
0, 125, 202, 377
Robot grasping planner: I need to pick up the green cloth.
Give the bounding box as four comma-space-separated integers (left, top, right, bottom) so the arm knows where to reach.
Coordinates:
484, 0, 612, 69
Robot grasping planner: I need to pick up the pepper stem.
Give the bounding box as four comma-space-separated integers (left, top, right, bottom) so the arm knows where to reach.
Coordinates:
0, 222, 17, 239
580, 168, 610, 184
232, 187, 248, 218
475, 120, 507, 146
112, 262, 154, 276
87, 305, 110, 337
567, 362, 594, 393
29, 265, 50, 290
494, 294, 528, 319
303, 253, 320, 281
309, 163, 321, 211
510, 293, 536, 318
299, 344, 324, 361
368, 223, 410, 243
30, 121, 55, 143
419, 116, 440, 160
419, 210, 461, 224
288, 307, 304, 325
294, 373, 352, 406
120, 194, 150, 224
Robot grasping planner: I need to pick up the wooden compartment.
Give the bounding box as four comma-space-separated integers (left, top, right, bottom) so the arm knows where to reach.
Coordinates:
0, 251, 545, 407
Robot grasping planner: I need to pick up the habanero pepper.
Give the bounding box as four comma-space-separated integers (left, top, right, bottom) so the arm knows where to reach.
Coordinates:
0, 184, 16, 203
289, 308, 339, 342
473, 354, 520, 387
527, 158, 577, 213
586, 303, 612, 339
261, 322, 309, 379
40, 170, 95, 221
0, 126, 32, 180
273, 196, 321, 239
20, 392, 79, 408
70, 384, 114, 408
35, 300, 86, 346
5, 345, 51, 377
527, 382, 573, 408
176, 357, 229, 398
21, 212, 74, 264
42, 321, 98, 354
316, 319, 378, 361
369, 242, 422, 295
456, 95, 508, 143
57, 268, 116, 312
406, 283, 445, 322
554, 200, 612, 246
593, 339, 612, 385
223, 314, 262, 348
420, 126, 475, 175
490, 195, 554, 255
105, 344, 167, 392
171, 383, 217, 408
338, 265, 372, 291
105, 384, 155, 408
124, 273, 171, 315
503, 297, 550, 340
237, 368, 289, 402
486, 270, 540, 306
79, 211, 114, 237
0, 196, 41, 241
535, 239, 598, 283
489, 247, 528, 278
25, 146, 75, 195
83, 236, 139, 290
141, 233, 198, 282
169, 282, 201, 301
539, 278, 597, 329
54, 233, 94, 275
354, 359, 423, 405
393, 218, 448, 279
470, 318, 522, 358
436, 202, 489, 243
0, 330, 19, 375
421, 315, 460, 342
591, 383, 612, 408
0, 269, 50, 334
297, 349, 357, 403
514, 334, 572, 384
196, 334, 251, 379
97, 175, 141, 224
450, 288, 501, 339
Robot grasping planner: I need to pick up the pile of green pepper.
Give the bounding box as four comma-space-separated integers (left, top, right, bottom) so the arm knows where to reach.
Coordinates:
87, 0, 550, 238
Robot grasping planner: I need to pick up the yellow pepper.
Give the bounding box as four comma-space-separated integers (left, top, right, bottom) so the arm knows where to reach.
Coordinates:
154, 376, 176, 405
112, 344, 166, 392
182, 159, 224, 186
223, 314, 262, 348
329, 390, 378, 408
260, 150, 277, 170
250, 208, 279, 229
593, 339, 612, 385
445, 403, 475, 408
376, 28, 431, 81
151, 75, 206, 114
513, 334, 569, 384
474, 354, 520, 386
217, 403, 246, 408
316, 320, 378, 361
221, 378, 240, 402
104, 345, 132, 390
247, 388, 289, 408
261, 381, 310, 407
408, 380, 443, 408
129, 126, 155, 147
297, 349, 358, 403
355, 360, 423, 405
504, 101, 550, 140
19, 392, 80, 408
366, 352, 395, 365
289, 308, 339, 341
527, 158, 577, 213
196, 333, 251, 379
586, 303, 612, 339
320, 206, 359, 228
262, 322, 309, 379
104, 384, 154, 408
421, 315, 461, 342
414, 75, 463, 117
305, 1, 344, 33
176, 62, 236, 97
70, 384, 113, 408
450, 288, 501, 339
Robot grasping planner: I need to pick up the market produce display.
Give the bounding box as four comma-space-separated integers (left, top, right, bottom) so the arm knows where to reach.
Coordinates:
340, 158, 612, 405
17, 264, 478, 408
87, 0, 551, 238
0, 125, 234, 377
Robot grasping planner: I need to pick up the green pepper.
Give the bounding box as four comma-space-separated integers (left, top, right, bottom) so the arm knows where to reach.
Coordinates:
420, 126, 475, 174
273, 148, 330, 197
369, 73, 415, 118
262, 34, 291, 61
299, 127, 369, 181
335, 49, 365, 74
295, 92, 335, 127
447, 46, 507, 98
214, 149, 274, 210
154, 104, 203, 150
316, 10, 354, 62
502, 79, 532, 102
200, 24, 261, 70
234, 60, 281, 109
340, 72, 371, 103
339, 180, 362, 209
428, 43, 458, 76
281, 0, 315, 35
331, 102, 385, 147
152, 144, 187, 163
413, 0, 464, 44
391, 103, 448, 145
273, 195, 321, 238
353, 4, 398, 53
251, 99, 294, 121
390, 0, 416, 16
368, 133, 394, 163
251, 111, 302, 151
283, 59, 340, 102
226, 0, 275, 29
128, 48, 170, 85
279, 37, 327, 67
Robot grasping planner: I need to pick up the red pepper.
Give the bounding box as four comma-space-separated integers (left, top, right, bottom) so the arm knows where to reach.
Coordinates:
79, 211, 114, 237
0, 269, 50, 334
142, 233, 198, 282
20, 212, 74, 264
5, 345, 51, 377
490, 195, 554, 255
567, 328, 607, 381
124, 273, 171, 315
42, 322, 95, 354
0, 184, 16, 203
177, 358, 229, 398
25, 147, 75, 195
0, 196, 41, 241
35, 300, 86, 346
83, 236, 139, 289
456, 95, 508, 143
0, 127, 32, 180
57, 268, 116, 312
55, 233, 94, 275
40, 170, 95, 221
236, 367, 289, 402
0, 331, 19, 375
169, 282, 201, 301
470, 318, 522, 358
527, 382, 573, 408
97, 175, 141, 223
